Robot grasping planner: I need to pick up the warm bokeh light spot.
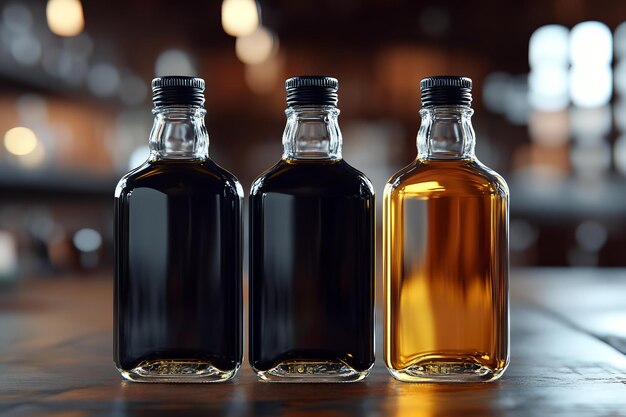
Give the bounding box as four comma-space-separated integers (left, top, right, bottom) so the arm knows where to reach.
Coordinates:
235, 26, 276, 65
221, 0, 259, 37
4, 127, 38, 156
46, 0, 84, 37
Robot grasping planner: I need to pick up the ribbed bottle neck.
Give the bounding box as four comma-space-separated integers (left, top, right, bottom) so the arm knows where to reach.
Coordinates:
282, 106, 342, 161
417, 106, 476, 160
149, 106, 209, 161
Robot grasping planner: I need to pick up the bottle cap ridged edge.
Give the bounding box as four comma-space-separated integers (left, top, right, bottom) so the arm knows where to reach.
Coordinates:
420, 75, 472, 108
286, 76, 338, 90
286, 76, 338, 107
420, 76, 472, 90
152, 76, 205, 90
152, 76, 205, 107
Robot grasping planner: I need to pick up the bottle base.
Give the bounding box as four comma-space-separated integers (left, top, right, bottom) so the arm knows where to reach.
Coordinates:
388, 357, 505, 383
255, 360, 370, 383
119, 360, 238, 383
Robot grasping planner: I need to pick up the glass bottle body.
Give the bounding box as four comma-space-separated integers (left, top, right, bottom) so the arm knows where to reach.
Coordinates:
249, 107, 375, 382
114, 107, 243, 383
383, 106, 509, 382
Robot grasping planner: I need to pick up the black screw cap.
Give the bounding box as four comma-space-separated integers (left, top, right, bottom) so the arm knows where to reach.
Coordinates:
152, 76, 205, 107
286, 76, 338, 107
420, 76, 472, 108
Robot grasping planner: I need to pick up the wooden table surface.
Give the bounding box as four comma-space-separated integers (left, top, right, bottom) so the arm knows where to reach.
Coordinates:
1, 268, 626, 417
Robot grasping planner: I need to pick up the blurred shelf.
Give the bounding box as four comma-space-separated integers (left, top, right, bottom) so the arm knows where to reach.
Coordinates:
0, 165, 116, 199
510, 174, 626, 220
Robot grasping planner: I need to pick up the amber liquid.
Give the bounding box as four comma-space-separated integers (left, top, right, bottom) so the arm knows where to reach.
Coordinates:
249, 159, 375, 381
383, 159, 508, 382
114, 160, 242, 381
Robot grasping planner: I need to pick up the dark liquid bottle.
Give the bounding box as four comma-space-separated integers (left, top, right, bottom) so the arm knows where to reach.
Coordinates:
249, 76, 375, 382
114, 77, 242, 382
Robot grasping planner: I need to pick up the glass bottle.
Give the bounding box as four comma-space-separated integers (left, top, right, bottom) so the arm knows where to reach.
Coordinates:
383, 76, 509, 382
249, 76, 375, 382
114, 76, 243, 382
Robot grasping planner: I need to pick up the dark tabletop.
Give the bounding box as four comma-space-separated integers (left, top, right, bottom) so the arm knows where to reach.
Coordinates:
1, 268, 626, 417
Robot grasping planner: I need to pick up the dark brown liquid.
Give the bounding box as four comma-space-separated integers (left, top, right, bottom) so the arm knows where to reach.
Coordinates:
249, 159, 375, 373
114, 160, 242, 372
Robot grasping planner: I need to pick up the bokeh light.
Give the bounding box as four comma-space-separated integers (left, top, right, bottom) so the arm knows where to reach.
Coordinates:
46, 0, 84, 37
4, 127, 38, 156
528, 25, 569, 111
569, 21, 612, 65
570, 65, 612, 108
569, 21, 612, 108
529, 66, 569, 111
235, 26, 276, 65
73, 228, 102, 252
529, 25, 569, 68
222, 0, 259, 37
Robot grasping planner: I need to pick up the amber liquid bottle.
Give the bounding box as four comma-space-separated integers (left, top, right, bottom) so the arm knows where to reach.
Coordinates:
383, 76, 509, 382
114, 77, 243, 382
249, 76, 375, 382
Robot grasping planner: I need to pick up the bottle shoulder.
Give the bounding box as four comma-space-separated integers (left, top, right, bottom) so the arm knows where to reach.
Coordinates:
251, 159, 374, 198
385, 158, 508, 198
115, 159, 243, 198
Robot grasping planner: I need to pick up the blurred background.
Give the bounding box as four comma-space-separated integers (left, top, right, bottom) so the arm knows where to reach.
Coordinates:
0, 0, 625, 285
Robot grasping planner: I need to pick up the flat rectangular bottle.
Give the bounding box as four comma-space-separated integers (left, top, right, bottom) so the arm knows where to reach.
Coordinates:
383, 76, 509, 382
249, 76, 375, 382
114, 77, 243, 382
